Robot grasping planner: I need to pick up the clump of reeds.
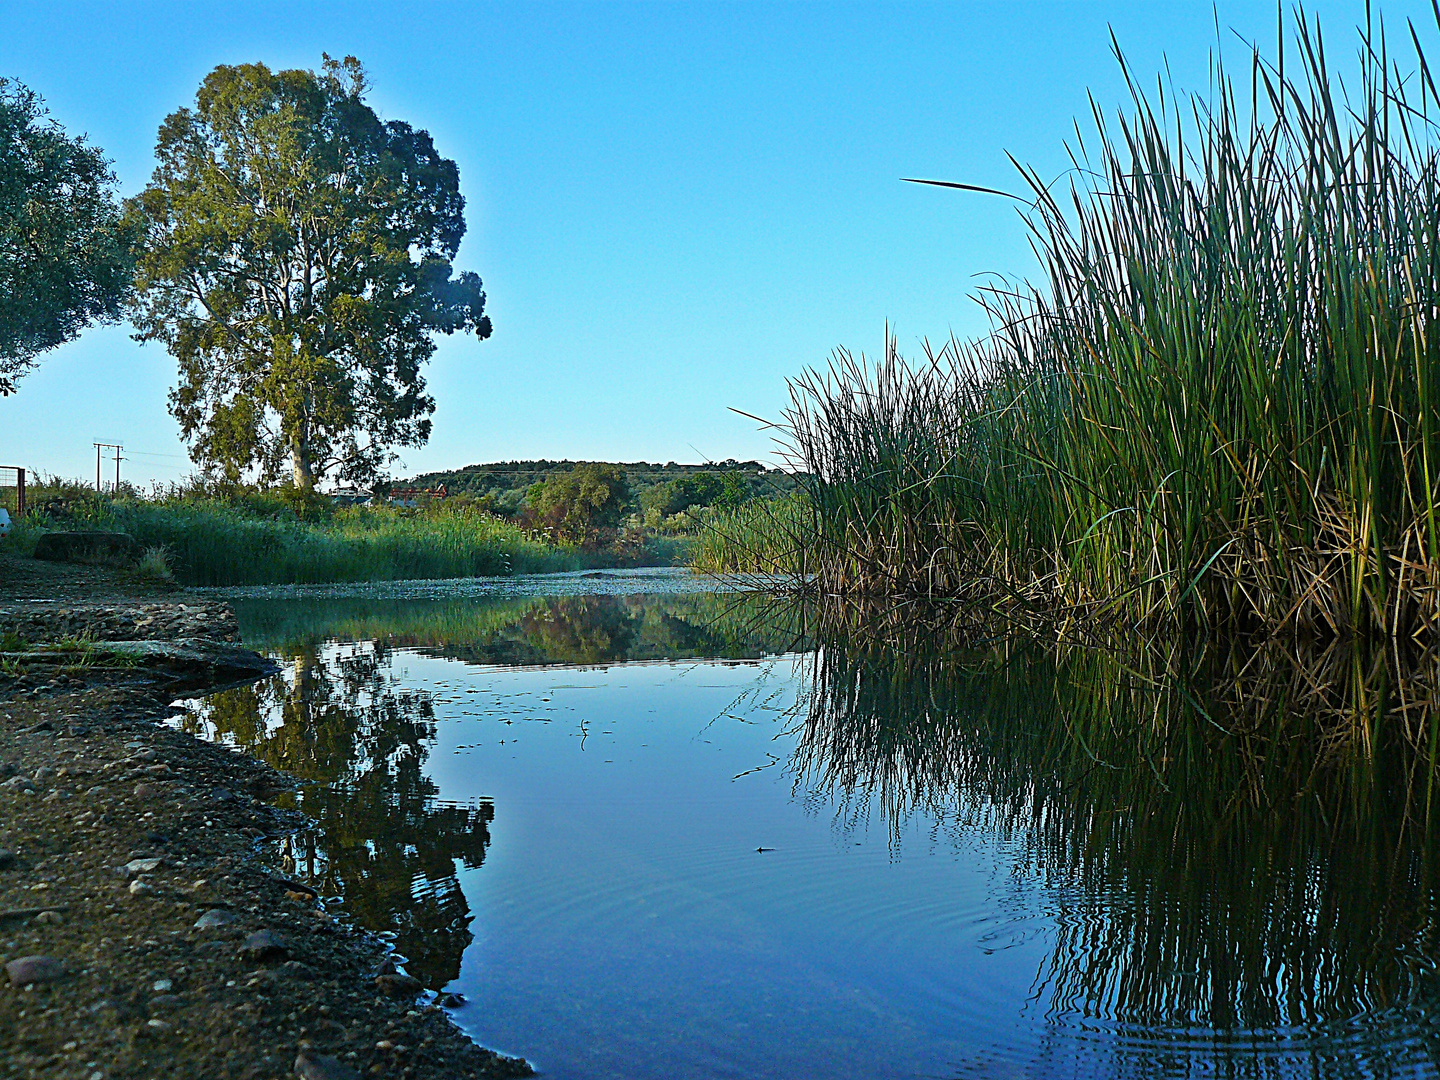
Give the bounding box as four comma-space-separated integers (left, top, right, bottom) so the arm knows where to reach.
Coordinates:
689, 493, 813, 575
782, 7, 1440, 639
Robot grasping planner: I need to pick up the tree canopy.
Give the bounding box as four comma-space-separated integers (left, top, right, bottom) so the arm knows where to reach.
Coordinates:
528, 464, 632, 546
0, 79, 132, 394
128, 56, 490, 489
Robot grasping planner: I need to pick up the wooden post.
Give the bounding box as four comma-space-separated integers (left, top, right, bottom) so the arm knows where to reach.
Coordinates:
16, 468, 24, 517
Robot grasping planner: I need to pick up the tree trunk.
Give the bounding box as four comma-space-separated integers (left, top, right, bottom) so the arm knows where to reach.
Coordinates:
291, 428, 315, 491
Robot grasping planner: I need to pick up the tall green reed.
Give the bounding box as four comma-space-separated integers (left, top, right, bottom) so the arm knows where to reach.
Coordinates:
785, 8, 1440, 638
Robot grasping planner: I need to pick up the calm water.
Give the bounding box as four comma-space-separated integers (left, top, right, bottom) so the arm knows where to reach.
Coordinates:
176, 574, 1440, 1078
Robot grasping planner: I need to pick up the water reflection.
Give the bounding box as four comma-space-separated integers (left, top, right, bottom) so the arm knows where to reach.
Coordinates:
792, 633, 1440, 1062
184, 590, 1440, 1073
182, 641, 491, 987
181, 593, 806, 990
229, 592, 809, 666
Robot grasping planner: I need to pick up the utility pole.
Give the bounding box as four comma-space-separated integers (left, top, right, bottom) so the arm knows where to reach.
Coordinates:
94, 442, 123, 493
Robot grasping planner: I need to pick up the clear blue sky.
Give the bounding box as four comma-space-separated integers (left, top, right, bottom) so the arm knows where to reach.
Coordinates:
0, 0, 1424, 486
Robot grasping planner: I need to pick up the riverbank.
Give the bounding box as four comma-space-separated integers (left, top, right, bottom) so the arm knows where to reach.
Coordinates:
0, 558, 532, 1079
8, 491, 688, 588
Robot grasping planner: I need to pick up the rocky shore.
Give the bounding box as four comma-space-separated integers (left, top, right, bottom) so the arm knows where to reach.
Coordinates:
0, 559, 533, 1080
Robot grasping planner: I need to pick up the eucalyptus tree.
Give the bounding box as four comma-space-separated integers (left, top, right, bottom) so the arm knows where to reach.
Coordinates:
129, 56, 491, 489
0, 78, 132, 394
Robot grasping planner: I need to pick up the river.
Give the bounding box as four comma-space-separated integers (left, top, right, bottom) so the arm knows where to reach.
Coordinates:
175, 570, 1440, 1078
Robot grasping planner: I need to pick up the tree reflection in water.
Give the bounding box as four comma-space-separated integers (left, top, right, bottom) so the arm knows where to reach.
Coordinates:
185, 642, 490, 989
789, 632, 1440, 1065
185, 591, 806, 992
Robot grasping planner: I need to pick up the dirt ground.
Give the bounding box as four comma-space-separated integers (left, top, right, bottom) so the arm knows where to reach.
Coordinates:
0, 555, 533, 1080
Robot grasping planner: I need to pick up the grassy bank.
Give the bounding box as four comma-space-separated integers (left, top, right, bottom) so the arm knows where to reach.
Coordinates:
753, 9, 1440, 639
5, 486, 683, 586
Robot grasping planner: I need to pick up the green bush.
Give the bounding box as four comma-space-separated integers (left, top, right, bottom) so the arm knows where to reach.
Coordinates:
526, 463, 631, 547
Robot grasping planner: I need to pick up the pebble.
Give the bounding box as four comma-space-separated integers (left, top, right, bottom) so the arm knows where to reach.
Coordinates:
124, 857, 163, 876
128, 879, 154, 896
374, 972, 422, 997
152, 978, 174, 993
239, 929, 289, 962
193, 909, 236, 930
133, 782, 155, 799
281, 960, 317, 980
33, 910, 63, 925
294, 1049, 360, 1080
5, 955, 67, 986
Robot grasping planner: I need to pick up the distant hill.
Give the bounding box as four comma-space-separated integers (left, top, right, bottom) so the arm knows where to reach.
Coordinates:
386, 459, 800, 509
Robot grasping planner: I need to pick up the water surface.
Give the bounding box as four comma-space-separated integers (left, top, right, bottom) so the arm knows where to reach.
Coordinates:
176, 575, 1440, 1078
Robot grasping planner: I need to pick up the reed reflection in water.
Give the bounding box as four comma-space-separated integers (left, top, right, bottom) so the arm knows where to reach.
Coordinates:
183, 590, 1440, 1076
791, 631, 1440, 1068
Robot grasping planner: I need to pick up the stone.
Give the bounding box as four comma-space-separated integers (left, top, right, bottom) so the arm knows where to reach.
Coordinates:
238, 929, 289, 962
128, 879, 154, 896
281, 960, 316, 981
124, 858, 163, 876
294, 1049, 360, 1080
374, 972, 422, 997
33, 910, 63, 926
193, 909, 236, 930
33, 531, 142, 566
436, 992, 465, 1008
5, 955, 66, 986
133, 783, 155, 800
0, 849, 14, 869
152, 978, 173, 993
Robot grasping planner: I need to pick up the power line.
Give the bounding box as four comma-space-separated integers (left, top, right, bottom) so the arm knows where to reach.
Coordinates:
93, 443, 123, 492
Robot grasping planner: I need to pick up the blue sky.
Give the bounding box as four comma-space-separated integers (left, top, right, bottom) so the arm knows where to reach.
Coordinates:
0, 0, 1425, 486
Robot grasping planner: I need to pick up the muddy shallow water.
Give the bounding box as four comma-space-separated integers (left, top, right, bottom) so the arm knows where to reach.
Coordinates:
175, 574, 1440, 1078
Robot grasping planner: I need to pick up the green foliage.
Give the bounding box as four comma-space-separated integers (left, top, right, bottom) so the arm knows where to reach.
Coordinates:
783, 8, 1440, 638
639, 470, 749, 519
394, 459, 796, 514
689, 493, 812, 574
127, 55, 490, 490
135, 546, 175, 585
527, 463, 631, 546
0, 79, 132, 393
12, 492, 569, 586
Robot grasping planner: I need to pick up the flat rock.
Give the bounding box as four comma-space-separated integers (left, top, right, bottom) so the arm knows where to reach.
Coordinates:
374, 972, 422, 997
294, 1049, 360, 1080
239, 929, 289, 962
5, 955, 67, 986
33, 531, 141, 566
193, 908, 237, 930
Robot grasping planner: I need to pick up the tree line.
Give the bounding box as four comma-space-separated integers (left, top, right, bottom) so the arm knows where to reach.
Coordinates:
1, 56, 490, 492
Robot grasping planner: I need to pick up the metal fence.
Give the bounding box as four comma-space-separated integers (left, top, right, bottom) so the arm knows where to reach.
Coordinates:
0, 466, 26, 517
